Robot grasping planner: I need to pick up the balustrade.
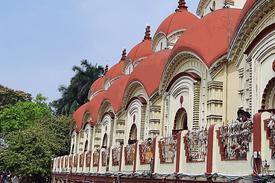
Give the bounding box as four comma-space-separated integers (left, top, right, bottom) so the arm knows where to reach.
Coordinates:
158, 137, 176, 164
217, 119, 253, 160
139, 139, 154, 164
184, 129, 208, 162
124, 144, 136, 165
265, 114, 275, 158
112, 146, 121, 166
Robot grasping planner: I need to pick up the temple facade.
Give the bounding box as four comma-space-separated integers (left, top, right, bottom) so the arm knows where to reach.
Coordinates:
52, 0, 275, 182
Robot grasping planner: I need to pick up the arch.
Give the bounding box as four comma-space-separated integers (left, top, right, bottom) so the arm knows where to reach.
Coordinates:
172, 108, 188, 136
166, 72, 201, 92
71, 144, 75, 154
160, 51, 207, 94
128, 124, 137, 144
84, 140, 88, 152
228, 0, 273, 63
122, 80, 148, 109
100, 111, 115, 122
102, 133, 108, 148
152, 32, 167, 52
98, 99, 115, 124
125, 96, 147, 110
245, 23, 275, 55
261, 76, 275, 110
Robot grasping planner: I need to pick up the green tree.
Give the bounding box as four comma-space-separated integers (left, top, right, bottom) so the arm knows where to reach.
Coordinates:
0, 116, 73, 183
0, 85, 32, 110
0, 95, 51, 134
51, 60, 104, 116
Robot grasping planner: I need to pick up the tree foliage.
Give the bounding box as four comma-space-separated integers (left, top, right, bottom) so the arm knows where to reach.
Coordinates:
0, 95, 51, 134
0, 116, 73, 183
0, 85, 32, 110
51, 60, 104, 116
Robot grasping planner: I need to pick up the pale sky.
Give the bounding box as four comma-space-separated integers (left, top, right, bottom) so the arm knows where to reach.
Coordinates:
0, 0, 199, 102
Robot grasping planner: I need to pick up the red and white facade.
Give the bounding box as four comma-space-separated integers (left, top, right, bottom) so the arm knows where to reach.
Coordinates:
52, 0, 275, 182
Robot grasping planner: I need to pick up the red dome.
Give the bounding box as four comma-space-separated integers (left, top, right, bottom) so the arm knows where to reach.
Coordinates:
155, 8, 199, 37
104, 75, 130, 113
73, 103, 89, 132
90, 77, 105, 94
87, 91, 106, 125
105, 62, 124, 81
171, 8, 242, 68
127, 39, 153, 62
128, 50, 171, 96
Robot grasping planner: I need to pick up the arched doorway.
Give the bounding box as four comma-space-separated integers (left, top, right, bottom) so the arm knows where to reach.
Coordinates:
128, 124, 137, 144
102, 133, 107, 148
173, 107, 188, 136
261, 77, 275, 110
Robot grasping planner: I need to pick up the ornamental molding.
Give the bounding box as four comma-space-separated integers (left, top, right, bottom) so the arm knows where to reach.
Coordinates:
209, 55, 227, 79
228, 0, 275, 66
122, 81, 148, 110
160, 51, 207, 94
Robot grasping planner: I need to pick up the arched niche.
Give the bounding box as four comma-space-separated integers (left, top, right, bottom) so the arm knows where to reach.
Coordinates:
84, 140, 88, 152
102, 133, 108, 148
164, 71, 201, 136
261, 76, 275, 110
172, 107, 188, 136
70, 130, 77, 154
128, 124, 137, 145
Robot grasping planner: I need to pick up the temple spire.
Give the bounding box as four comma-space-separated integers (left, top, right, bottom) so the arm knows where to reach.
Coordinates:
120, 49, 127, 61
143, 25, 151, 41
176, 0, 188, 11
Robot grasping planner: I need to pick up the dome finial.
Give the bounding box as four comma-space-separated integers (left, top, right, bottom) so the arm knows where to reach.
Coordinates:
120, 48, 127, 61
177, 0, 188, 11
104, 64, 109, 75
144, 25, 151, 41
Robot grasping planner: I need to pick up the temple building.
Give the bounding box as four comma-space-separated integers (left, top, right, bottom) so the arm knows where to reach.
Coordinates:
52, 0, 275, 182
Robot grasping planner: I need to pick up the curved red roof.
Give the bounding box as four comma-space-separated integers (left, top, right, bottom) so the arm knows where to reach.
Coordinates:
87, 91, 106, 125
73, 103, 89, 132
104, 75, 130, 113
156, 8, 199, 37
105, 61, 124, 81
90, 77, 105, 94
128, 50, 171, 96
171, 8, 242, 68
127, 39, 153, 62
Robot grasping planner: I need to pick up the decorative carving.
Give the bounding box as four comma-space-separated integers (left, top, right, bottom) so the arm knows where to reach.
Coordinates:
79, 153, 84, 167
158, 137, 176, 164
85, 152, 91, 167
93, 150, 100, 167
184, 128, 208, 162
112, 146, 121, 166
261, 77, 275, 110
139, 139, 154, 164
217, 119, 253, 160
61, 157, 64, 168
65, 156, 68, 167
265, 114, 275, 158
125, 144, 136, 165
73, 155, 78, 167
101, 148, 109, 167
69, 155, 73, 168
58, 158, 60, 168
